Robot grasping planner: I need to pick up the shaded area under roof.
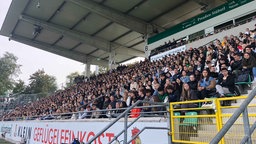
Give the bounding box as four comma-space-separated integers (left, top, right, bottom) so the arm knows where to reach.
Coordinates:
0, 0, 225, 66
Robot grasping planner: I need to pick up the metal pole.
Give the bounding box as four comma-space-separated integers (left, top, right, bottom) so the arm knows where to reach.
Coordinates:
108, 115, 141, 144
241, 121, 256, 144
210, 87, 256, 144
242, 108, 252, 144
124, 113, 128, 144
166, 105, 173, 144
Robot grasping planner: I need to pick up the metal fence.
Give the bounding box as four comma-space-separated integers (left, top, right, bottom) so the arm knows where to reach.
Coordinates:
169, 96, 256, 144
0, 93, 47, 120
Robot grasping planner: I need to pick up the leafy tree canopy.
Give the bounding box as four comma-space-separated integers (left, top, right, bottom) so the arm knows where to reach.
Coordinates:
25, 69, 57, 96
65, 71, 80, 88
12, 79, 26, 94
0, 52, 21, 95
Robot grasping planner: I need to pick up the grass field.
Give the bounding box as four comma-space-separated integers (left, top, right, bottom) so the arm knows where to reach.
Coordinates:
0, 138, 13, 144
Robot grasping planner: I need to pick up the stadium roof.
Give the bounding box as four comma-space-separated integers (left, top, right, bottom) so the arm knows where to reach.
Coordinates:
0, 0, 225, 66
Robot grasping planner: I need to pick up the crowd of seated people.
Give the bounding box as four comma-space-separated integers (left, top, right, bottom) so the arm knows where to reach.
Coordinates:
1, 25, 256, 121
150, 38, 187, 56
151, 16, 256, 58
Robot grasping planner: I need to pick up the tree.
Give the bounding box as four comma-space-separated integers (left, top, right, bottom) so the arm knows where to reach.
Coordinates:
65, 71, 80, 87
0, 52, 21, 95
12, 79, 26, 94
25, 69, 57, 96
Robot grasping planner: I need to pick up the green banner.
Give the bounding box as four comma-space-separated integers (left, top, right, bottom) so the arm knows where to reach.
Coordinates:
148, 0, 253, 44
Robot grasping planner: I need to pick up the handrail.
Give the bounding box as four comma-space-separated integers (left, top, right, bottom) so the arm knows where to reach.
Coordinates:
108, 115, 142, 144
210, 87, 256, 144
86, 100, 169, 144
2, 103, 166, 121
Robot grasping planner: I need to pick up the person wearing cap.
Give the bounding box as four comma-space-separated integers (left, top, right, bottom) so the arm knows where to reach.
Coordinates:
216, 68, 236, 97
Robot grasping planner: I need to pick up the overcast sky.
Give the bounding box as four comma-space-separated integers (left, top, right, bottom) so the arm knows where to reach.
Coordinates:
0, 0, 85, 88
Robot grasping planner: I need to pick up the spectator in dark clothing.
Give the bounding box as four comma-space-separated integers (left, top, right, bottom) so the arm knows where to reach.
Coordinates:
129, 90, 138, 106
175, 78, 183, 94
209, 66, 219, 79
159, 73, 166, 88
102, 96, 110, 109
109, 95, 117, 109
138, 88, 145, 101
216, 68, 236, 97
171, 68, 180, 82
242, 52, 256, 76
230, 53, 242, 77
244, 46, 256, 80
194, 70, 201, 81
244, 46, 256, 59
187, 74, 198, 91
166, 85, 180, 102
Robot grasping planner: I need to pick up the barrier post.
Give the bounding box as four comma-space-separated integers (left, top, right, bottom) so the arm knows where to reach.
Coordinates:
242, 108, 252, 144
167, 104, 173, 144
215, 99, 224, 144
169, 103, 175, 142
124, 113, 128, 144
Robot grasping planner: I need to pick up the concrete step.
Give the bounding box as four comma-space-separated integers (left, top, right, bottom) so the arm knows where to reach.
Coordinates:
190, 127, 256, 143
236, 97, 256, 105
224, 137, 256, 144
250, 82, 256, 87
198, 124, 217, 131
190, 136, 212, 143
190, 135, 256, 144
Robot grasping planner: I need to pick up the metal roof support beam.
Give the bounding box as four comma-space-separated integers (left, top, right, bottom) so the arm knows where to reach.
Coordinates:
87, 48, 99, 55
70, 42, 82, 51
114, 45, 144, 57
19, 14, 145, 57
66, 0, 164, 34
20, 14, 109, 51
10, 34, 108, 66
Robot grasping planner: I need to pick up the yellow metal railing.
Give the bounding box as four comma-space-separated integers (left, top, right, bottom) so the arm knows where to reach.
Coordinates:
169, 96, 256, 144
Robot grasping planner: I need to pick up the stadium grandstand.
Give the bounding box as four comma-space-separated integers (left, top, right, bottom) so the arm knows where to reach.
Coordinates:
0, 0, 256, 144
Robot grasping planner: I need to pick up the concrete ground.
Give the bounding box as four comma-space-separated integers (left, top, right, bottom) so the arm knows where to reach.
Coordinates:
0, 138, 13, 144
